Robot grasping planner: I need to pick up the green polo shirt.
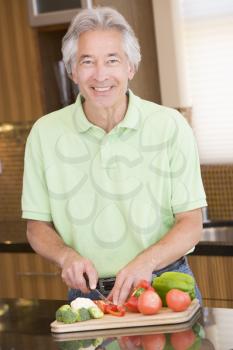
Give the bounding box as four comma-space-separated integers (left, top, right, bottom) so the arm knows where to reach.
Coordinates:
22, 90, 206, 277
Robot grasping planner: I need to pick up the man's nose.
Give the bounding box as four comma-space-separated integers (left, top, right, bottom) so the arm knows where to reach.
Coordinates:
93, 62, 108, 81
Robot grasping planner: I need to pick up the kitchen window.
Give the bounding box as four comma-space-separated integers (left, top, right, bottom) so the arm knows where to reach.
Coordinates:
153, 0, 233, 164
180, 0, 233, 164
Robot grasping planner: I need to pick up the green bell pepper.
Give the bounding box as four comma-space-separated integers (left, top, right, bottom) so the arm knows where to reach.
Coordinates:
152, 271, 196, 306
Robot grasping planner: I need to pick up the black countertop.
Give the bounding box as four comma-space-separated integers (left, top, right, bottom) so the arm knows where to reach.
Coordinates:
0, 298, 233, 350
0, 220, 233, 255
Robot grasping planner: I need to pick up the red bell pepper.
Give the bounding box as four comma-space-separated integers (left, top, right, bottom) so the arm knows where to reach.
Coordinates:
94, 300, 126, 317
135, 280, 151, 290
105, 304, 126, 317
124, 294, 139, 312
94, 300, 108, 313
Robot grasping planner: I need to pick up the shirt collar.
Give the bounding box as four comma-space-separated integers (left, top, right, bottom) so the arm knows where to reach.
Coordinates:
73, 89, 141, 133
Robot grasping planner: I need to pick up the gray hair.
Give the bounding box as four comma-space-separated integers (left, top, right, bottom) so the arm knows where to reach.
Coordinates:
62, 7, 141, 77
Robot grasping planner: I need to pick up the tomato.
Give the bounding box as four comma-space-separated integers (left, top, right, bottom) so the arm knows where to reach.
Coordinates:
166, 289, 191, 312
141, 334, 166, 350
170, 329, 196, 350
138, 290, 162, 315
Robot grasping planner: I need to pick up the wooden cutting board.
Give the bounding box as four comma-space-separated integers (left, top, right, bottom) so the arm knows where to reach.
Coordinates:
51, 299, 200, 333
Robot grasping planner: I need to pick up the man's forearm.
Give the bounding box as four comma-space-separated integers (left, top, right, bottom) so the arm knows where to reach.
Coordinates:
141, 208, 203, 271
26, 220, 77, 268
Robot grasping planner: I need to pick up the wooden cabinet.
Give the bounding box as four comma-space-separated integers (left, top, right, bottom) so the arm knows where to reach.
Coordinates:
0, 253, 67, 300
188, 255, 233, 308
0, 0, 161, 123
0, 0, 44, 123
94, 0, 161, 104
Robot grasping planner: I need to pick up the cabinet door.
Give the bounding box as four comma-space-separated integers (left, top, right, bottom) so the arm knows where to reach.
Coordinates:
188, 256, 233, 308
0, 0, 43, 123
0, 253, 67, 300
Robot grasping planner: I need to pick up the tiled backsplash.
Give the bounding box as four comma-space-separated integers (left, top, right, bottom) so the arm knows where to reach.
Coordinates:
0, 129, 233, 222
201, 164, 233, 221
0, 130, 29, 221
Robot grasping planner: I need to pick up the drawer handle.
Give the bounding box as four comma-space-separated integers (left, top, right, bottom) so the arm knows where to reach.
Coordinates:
16, 271, 60, 277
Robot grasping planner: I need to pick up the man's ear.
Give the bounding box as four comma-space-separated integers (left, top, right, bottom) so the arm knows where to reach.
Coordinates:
128, 64, 135, 81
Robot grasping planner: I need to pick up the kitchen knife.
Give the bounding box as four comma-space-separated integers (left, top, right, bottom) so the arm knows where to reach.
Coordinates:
84, 273, 110, 303
93, 288, 110, 303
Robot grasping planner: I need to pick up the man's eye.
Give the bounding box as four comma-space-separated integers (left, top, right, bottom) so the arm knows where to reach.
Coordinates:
81, 60, 93, 65
107, 58, 119, 64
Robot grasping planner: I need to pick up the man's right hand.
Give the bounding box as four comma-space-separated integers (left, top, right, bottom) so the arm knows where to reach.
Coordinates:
59, 247, 98, 293
26, 220, 98, 293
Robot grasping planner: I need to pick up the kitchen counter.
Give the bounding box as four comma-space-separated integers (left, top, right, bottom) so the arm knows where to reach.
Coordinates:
1, 220, 233, 256
0, 220, 33, 252
0, 298, 232, 349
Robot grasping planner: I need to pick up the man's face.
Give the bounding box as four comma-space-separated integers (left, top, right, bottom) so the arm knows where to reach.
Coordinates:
72, 29, 135, 111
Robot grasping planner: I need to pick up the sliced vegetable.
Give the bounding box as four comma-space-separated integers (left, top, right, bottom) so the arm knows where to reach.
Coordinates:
94, 300, 108, 313
105, 304, 126, 317
166, 289, 191, 312
124, 294, 139, 312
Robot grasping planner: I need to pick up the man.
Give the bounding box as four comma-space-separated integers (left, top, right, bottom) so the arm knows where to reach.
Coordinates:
22, 7, 207, 305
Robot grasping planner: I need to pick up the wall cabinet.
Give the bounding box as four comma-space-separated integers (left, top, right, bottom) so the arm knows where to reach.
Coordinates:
0, 0, 160, 123
188, 256, 233, 308
0, 253, 67, 300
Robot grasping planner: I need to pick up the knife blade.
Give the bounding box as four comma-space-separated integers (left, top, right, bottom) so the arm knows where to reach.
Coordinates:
93, 288, 110, 304
84, 273, 110, 303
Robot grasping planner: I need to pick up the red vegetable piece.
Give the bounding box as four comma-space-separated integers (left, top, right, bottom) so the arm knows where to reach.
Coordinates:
93, 300, 108, 313
124, 295, 139, 312
105, 304, 126, 317
135, 280, 151, 289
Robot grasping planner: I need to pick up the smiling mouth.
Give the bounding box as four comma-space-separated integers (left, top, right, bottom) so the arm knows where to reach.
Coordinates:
92, 86, 112, 92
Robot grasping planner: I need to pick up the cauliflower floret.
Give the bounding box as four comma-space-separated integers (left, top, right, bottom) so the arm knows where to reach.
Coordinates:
70, 297, 96, 311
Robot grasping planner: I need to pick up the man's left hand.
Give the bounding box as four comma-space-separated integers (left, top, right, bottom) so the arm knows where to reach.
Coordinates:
108, 251, 154, 305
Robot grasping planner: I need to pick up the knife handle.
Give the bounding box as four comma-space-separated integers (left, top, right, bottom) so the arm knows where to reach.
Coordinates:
84, 272, 91, 290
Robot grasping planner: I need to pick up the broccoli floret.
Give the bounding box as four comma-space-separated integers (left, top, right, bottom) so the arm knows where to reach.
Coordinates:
76, 308, 91, 322
88, 306, 104, 319
62, 309, 79, 324
56, 304, 71, 322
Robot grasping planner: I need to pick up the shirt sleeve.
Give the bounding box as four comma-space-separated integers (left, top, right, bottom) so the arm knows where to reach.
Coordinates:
21, 124, 52, 221
169, 111, 207, 213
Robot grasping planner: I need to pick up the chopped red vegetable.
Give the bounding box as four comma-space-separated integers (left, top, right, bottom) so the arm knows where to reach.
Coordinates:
94, 300, 126, 317
124, 294, 139, 312
105, 304, 126, 317
94, 300, 108, 313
